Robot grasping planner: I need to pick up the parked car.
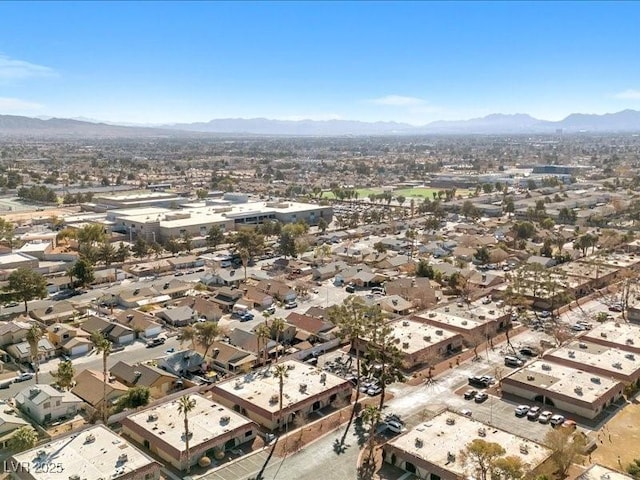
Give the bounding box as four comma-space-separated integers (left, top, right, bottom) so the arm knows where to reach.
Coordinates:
538, 411, 553, 424
461, 409, 473, 417
561, 419, 577, 430
0, 380, 13, 389
265, 305, 276, 315
146, 337, 166, 348
284, 301, 298, 309
14, 372, 34, 383
463, 389, 478, 400
468, 376, 490, 388
550, 414, 565, 426
385, 420, 404, 433
519, 347, 538, 357
514, 405, 530, 417
474, 392, 489, 403
367, 385, 382, 396
609, 304, 623, 313
384, 414, 404, 425
240, 312, 255, 322
540, 310, 551, 318
504, 356, 524, 367
527, 406, 541, 420
345, 285, 356, 293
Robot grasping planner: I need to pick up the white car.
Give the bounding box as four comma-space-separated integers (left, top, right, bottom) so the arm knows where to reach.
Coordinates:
461, 409, 473, 417
385, 420, 403, 433
550, 414, 565, 426
14, 372, 34, 383
538, 411, 553, 424
514, 405, 530, 417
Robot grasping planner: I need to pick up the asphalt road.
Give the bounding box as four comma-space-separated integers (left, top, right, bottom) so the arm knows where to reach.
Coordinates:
0, 336, 181, 400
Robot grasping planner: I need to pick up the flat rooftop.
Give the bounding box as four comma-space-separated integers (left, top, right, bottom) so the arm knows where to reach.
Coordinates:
555, 261, 619, 280
546, 340, 640, 378
505, 359, 621, 403
578, 464, 634, 480
0, 252, 35, 265
95, 191, 178, 201
124, 394, 253, 454
586, 253, 640, 269
415, 310, 485, 331
388, 319, 459, 355
11, 425, 157, 480
583, 322, 640, 350
215, 360, 349, 414
386, 411, 551, 477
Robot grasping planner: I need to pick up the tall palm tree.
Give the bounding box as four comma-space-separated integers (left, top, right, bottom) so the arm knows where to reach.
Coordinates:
178, 395, 197, 473
26, 325, 43, 383
273, 363, 289, 431
91, 331, 112, 424
361, 404, 381, 456
255, 323, 271, 366
239, 248, 250, 282
270, 318, 286, 362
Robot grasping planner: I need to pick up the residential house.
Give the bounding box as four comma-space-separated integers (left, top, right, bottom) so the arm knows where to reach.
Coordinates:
71, 369, 128, 409
7, 338, 56, 363
80, 316, 136, 345
116, 286, 171, 309
156, 306, 196, 327
174, 296, 224, 321
384, 278, 439, 309
286, 312, 336, 342
211, 287, 244, 312
527, 255, 557, 268
30, 300, 78, 324
241, 286, 274, 310
47, 323, 93, 357
0, 321, 31, 348
110, 361, 180, 399
376, 295, 413, 316
114, 309, 163, 339
15, 384, 83, 425
149, 278, 192, 298
209, 341, 257, 373
378, 238, 410, 252
451, 246, 476, 262
465, 270, 505, 290
158, 350, 205, 377
0, 409, 29, 450
332, 245, 367, 264
256, 280, 297, 303
304, 306, 328, 319
228, 328, 280, 362
376, 254, 413, 271
167, 254, 204, 271
203, 268, 244, 287
311, 261, 348, 281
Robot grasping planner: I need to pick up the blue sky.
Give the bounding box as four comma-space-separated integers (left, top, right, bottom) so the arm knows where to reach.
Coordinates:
1, 1, 639, 124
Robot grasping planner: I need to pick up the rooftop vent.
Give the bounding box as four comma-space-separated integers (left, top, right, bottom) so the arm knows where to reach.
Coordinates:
575, 386, 583, 394
613, 362, 623, 369
84, 433, 96, 444
147, 413, 158, 422
541, 364, 551, 371
436, 330, 443, 336
402, 321, 409, 327
446, 417, 455, 425
591, 377, 601, 384
415, 437, 423, 448
578, 342, 588, 349
626, 354, 636, 360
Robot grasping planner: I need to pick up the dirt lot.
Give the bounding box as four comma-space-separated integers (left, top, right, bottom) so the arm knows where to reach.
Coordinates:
591, 398, 640, 470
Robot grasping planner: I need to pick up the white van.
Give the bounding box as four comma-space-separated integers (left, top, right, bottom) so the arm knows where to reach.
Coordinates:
232, 304, 249, 316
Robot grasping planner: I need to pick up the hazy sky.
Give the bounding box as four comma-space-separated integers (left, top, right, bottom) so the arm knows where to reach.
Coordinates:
1, 1, 639, 124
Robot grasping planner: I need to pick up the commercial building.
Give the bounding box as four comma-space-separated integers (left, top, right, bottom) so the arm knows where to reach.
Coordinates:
9, 425, 161, 480
583, 322, 640, 355
211, 360, 352, 430
578, 464, 635, 480
121, 394, 256, 471
501, 360, 624, 419
383, 411, 552, 480
544, 340, 640, 386
359, 318, 462, 370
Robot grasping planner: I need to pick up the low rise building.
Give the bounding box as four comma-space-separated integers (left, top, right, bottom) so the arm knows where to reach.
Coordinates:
122, 394, 257, 471
9, 424, 161, 480
0, 410, 29, 450
110, 361, 180, 399
15, 384, 83, 425
544, 340, 640, 386
211, 360, 352, 430
71, 369, 129, 409
383, 411, 552, 480
502, 359, 624, 419
582, 322, 640, 354
578, 464, 635, 480
0, 321, 31, 348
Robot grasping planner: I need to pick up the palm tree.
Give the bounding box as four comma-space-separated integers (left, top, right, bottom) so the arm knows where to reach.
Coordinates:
327, 297, 370, 446
255, 323, 271, 366
178, 395, 197, 473
273, 363, 289, 431
239, 248, 250, 282
361, 404, 381, 456
91, 331, 112, 424
270, 318, 286, 362
26, 325, 43, 383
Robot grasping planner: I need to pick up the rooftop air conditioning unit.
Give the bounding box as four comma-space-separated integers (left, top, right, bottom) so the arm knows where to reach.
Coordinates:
234, 381, 243, 390
568, 351, 575, 358
542, 364, 551, 371
402, 321, 410, 327
445, 417, 455, 425
84, 433, 96, 444
579, 342, 587, 349
403, 342, 409, 349
428, 312, 436, 318
299, 383, 308, 393
445, 307, 450, 312
591, 377, 601, 384
461, 321, 468, 325
117, 453, 128, 463
415, 438, 423, 448
424, 336, 431, 342
147, 413, 158, 422
613, 362, 623, 369
489, 310, 495, 315
520, 444, 529, 455
575, 386, 583, 394
627, 339, 635, 345
527, 375, 535, 381
601, 333, 608, 338
436, 330, 443, 336
626, 354, 635, 360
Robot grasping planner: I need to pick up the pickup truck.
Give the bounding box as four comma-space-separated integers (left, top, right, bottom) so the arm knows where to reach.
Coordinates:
146, 337, 166, 348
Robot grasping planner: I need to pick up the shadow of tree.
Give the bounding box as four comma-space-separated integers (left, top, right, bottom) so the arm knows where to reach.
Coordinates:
357, 456, 377, 480
354, 417, 367, 447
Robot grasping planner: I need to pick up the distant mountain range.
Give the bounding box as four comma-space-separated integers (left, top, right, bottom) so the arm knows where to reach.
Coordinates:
1, 109, 640, 137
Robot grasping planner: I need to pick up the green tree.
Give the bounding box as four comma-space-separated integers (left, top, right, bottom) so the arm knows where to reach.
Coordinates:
317, 217, 328, 233
71, 258, 95, 289
492, 456, 527, 480
77, 224, 106, 246
5, 268, 47, 314
98, 241, 116, 267
194, 321, 220, 357
181, 232, 193, 253
26, 325, 43, 383
460, 439, 506, 480
474, 247, 490, 265
504, 197, 515, 217
0, 217, 16, 248
114, 242, 130, 263
114, 386, 151, 412
7, 426, 38, 453
327, 297, 371, 447
165, 236, 182, 255
269, 317, 286, 362
206, 225, 225, 250
52, 359, 75, 390
178, 395, 197, 473
361, 404, 381, 454
544, 428, 585, 476
627, 458, 640, 479
178, 325, 196, 350
255, 323, 271, 366
278, 230, 297, 258
91, 331, 112, 424
415, 259, 434, 278
132, 237, 150, 258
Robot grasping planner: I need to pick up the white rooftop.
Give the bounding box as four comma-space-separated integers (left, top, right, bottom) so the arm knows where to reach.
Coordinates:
546, 340, 640, 378
215, 360, 349, 413
124, 394, 253, 454
584, 322, 640, 350
578, 464, 634, 480
11, 425, 158, 480
388, 319, 459, 355
386, 411, 551, 477
505, 359, 622, 403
